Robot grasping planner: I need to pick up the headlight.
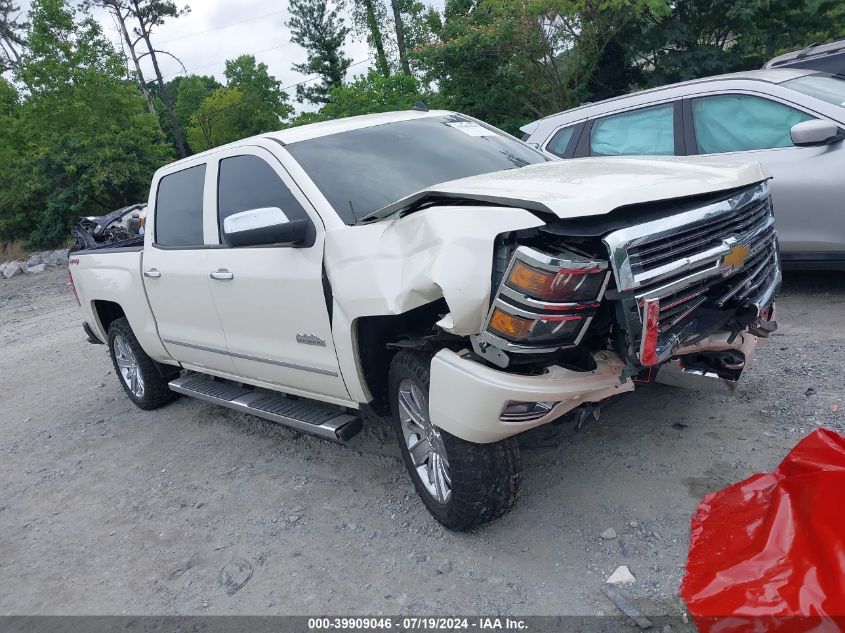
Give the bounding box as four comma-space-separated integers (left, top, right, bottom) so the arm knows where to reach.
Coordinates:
481, 245, 609, 352
506, 259, 607, 303
488, 307, 586, 343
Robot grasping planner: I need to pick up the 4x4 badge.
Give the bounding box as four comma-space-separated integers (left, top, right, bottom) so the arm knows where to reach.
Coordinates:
296, 333, 327, 347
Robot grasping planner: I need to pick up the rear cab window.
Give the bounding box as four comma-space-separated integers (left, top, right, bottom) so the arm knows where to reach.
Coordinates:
155, 165, 206, 247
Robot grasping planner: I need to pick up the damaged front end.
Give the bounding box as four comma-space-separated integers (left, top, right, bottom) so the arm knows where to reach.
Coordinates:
604, 181, 779, 391
469, 181, 780, 398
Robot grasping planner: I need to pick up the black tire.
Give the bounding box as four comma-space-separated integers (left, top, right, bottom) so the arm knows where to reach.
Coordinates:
108, 317, 179, 410
389, 350, 522, 531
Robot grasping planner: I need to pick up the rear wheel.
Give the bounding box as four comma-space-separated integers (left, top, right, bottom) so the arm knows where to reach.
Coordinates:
389, 351, 522, 531
108, 318, 179, 410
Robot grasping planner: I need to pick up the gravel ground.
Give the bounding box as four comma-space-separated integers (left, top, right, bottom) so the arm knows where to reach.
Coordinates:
0, 267, 843, 618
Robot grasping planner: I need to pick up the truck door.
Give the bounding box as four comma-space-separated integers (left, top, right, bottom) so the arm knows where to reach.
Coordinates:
142, 162, 236, 373
204, 148, 350, 403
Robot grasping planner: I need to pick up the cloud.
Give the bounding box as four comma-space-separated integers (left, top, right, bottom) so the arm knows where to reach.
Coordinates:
13, 0, 445, 112
15, 0, 379, 111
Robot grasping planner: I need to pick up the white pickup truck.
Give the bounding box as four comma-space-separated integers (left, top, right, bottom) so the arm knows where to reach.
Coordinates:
69, 109, 780, 530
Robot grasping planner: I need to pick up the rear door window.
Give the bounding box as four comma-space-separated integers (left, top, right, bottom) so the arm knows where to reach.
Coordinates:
590, 104, 675, 156
155, 165, 206, 247
691, 94, 814, 153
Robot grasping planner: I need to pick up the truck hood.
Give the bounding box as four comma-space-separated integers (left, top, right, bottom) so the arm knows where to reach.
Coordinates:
362, 156, 770, 222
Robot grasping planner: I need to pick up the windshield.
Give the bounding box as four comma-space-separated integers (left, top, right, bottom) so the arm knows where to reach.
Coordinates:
782, 73, 845, 108
285, 114, 548, 224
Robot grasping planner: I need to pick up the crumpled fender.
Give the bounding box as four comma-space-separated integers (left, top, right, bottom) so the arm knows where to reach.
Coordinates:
324, 205, 543, 335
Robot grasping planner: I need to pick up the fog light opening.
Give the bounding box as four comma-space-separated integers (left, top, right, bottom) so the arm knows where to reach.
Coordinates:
500, 400, 559, 422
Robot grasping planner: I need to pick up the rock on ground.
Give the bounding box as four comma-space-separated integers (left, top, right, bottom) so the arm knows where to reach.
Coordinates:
606, 565, 636, 585
3, 250, 69, 279
2, 261, 25, 279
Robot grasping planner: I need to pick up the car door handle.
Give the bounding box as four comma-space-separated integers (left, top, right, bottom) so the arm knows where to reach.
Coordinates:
143, 269, 161, 278
210, 269, 234, 281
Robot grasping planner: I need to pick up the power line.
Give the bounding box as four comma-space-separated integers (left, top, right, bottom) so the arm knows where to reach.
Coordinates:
161, 43, 296, 81
281, 57, 373, 92
157, 10, 287, 46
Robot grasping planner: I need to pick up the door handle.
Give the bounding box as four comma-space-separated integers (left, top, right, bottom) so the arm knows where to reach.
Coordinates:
143, 269, 161, 278
210, 269, 234, 281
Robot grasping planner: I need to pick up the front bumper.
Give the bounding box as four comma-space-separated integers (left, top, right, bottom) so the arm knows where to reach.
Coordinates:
429, 349, 634, 443
655, 328, 762, 393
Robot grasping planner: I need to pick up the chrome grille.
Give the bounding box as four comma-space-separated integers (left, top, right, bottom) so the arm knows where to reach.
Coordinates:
603, 181, 781, 366
627, 197, 772, 274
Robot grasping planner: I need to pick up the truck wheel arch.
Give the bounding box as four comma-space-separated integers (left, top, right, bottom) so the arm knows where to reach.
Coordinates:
92, 300, 179, 379
92, 299, 126, 335
354, 299, 449, 415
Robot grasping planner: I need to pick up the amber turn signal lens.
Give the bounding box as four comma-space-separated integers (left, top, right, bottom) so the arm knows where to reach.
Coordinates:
508, 260, 556, 298
507, 259, 606, 302
488, 308, 533, 341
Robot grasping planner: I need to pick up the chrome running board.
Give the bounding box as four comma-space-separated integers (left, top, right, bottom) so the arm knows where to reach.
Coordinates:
169, 374, 362, 441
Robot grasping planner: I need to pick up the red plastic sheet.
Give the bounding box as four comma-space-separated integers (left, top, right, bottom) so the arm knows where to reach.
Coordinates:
680, 429, 845, 632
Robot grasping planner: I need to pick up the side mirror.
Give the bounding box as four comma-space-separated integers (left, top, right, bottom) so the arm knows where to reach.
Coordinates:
222, 207, 309, 248
790, 119, 842, 146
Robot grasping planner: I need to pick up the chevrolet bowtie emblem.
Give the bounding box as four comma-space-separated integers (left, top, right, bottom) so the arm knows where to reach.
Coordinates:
723, 243, 750, 269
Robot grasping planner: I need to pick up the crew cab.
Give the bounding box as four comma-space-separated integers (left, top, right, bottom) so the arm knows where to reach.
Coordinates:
69, 109, 780, 530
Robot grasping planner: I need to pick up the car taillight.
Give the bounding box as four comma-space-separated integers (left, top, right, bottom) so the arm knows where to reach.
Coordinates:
68, 268, 81, 306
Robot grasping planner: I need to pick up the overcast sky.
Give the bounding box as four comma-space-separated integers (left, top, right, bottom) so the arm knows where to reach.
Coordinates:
15, 0, 442, 111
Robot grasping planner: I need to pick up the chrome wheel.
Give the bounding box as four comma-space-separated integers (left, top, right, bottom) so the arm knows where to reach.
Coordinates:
397, 378, 451, 504
113, 333, 144, 399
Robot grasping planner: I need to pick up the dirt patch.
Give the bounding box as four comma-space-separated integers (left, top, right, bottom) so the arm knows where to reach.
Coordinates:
1, 268, 843, 616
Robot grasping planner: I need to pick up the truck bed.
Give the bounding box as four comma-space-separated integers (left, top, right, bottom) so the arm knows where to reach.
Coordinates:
69, 247, 173, 363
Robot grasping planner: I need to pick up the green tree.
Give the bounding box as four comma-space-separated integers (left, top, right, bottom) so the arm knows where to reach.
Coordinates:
185, 56, 292, 153
349, 0, 390, 77
186, 86, 245, 152
287, 0, 352, 104
349, 0, 433, 77
224, 54, 293, 130
174, 74, 221, 135
0, 76, 17, 114
287, 69, 439, 127
628, 0, 845, 89
320, 69, 436, 118
0, 0, 172, 246
415, 0, 668, 134
0, 0, 27, 74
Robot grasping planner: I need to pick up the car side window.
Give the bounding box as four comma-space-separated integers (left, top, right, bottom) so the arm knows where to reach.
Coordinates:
692, 94, 814, 154
546, 125, 576, 158
155, 164, 206, 247
590, 104, 675, 156
217, 154, 310, 244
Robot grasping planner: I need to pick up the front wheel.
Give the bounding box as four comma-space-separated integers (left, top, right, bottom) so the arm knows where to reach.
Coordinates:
108, 317, 179, 410
389, 351, 522, 531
